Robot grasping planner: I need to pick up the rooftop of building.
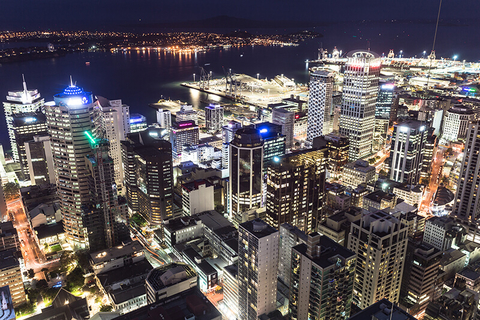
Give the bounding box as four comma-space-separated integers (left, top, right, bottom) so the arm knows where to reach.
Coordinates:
199, 136, 222, 144
163, 216, 202, 233
110, 283, 146, 305
97, 259, 152, 289
232, 127, 263, 146
441, 249, 466, 266
182, 247, 217, 276
344, 160, 376, 172
426, 215, 455, 228
112, 287, 221, 320
28, 202, 60, 220
0, 221, 16, 237
280, 223, 308, 242
447, 105, 475, 115
0, 249, 19, 270
393, 184, 424, 193
347, 298, 416, 320
224, 264, 238, 278
293, 235, 356, 269
240, 218, 278, 239
34, 221, 64, 240
90, 241, 143, 265
197, 210, 233, 232
457, 268, 480, 282
353, 210, 404, 238
364, 190, 396, 203
146, 263, 196, 292
434, 186, 455, 206
311, 69, 335, 77
181, 179, 213, 192
12, 111, 47, 126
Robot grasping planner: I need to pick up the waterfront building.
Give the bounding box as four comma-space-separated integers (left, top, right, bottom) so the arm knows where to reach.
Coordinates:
347, 210, 408, 309
375, 82, 394, 118
122, 128, 174, 225
278, 223, 307, 288
97, 97, 131, 193
24, 135, 55, 185
442, 105, 475, 142
170, 120, 199, 160
339, 51, 381, 161
290, 233, 356, 320
452, 121, 480, 223
307, 70, 334, 141
399, 241, 441, 316
205, 104, 224, 133
272, 107, 295, 149
156, 108, 172, 130
229, 128, 263, 224
266, 148, 327, 233
12, 111, 48, 178
45, 83, 97, 249
221, 120, 242, 170
3, 77, 44, 162
342, 159, 376, 189
238, 219, 279, 320
129, 113, 147, 133
176, 104, 197, 123
388, 120, 428, 186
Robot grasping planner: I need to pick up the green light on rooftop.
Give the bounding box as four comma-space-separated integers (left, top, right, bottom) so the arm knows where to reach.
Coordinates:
84, 131, 96, 144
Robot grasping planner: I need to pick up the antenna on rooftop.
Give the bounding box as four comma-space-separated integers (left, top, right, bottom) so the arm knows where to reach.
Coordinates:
70, 75, 74, 87
22, 74, 28, 93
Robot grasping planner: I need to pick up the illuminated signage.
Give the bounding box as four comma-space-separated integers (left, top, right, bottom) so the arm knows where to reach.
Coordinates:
130, 117, 144, 124
400, 126, 409, 133
24, 117, 37, 123
259, 128, 268, 134
178, 122, 195, 127
273, 156, 280, 163
382, 84, 395, 90
463, 87, 477, 93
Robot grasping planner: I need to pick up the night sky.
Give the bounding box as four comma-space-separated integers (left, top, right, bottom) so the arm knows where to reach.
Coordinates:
1, 0, 480, 31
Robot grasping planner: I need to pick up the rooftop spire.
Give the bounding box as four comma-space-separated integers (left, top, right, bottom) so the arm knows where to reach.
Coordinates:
70, 75, 74, 87
22, 74, 28, 94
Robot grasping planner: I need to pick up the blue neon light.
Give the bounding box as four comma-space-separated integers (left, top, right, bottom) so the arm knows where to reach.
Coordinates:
259, 128, 268, 134
62, 85, 85, 95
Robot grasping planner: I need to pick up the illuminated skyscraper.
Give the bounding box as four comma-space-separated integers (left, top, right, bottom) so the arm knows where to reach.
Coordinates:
238, 219, 278, 320
339, 51, 381, 161
122, 128, 174, 225
3, 76, 44, 162
45, 83, 96, 249
12, 112, 48, 178
307, 70, 334, 142
375, 82, 395, 118
205, 104, 224, 133
229, 128, 263, 224
388, 120, 428, 185
453, 121, 480, 222
129, 113, 147, 133
170, 120, 199, 161
222, 120, 242, 170
266, 148, 327, 233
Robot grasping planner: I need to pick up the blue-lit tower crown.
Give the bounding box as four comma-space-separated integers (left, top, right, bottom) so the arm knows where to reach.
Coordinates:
54, 84, 94, 108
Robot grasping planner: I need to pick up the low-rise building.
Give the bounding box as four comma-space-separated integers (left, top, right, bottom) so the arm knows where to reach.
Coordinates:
28, 288, 90, 320
163, 216, 204, 250
182, 247, 218, 292
223, 264, 239, 320
90, 241, 145, 275
440, 249, 467, 280
342, 160, 376, 189
393, 184, 424, 207
182, 180, 215, 215
348, 299, 417, 320
362, 190, 397, 212
145, 263, 197, 304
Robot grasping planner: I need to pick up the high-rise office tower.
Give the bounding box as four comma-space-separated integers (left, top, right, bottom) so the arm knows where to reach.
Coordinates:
307, 70, 334, 142
229, 128, 263, 224
272, 107, 295, 149
205, 104, 224, 133
266, 148, 327, 233
222, 120, 242, 170
347, 210, 408, 309
388, 120, 428, 185
254, 122, 286, 174
45, 83, 96, 249
399, 241, 441, 316
375, 82, 394, 118
170, 120, 199, 161
238, 219, 279, 320
339, 51, 381, 161
453, 121, 480, 222
313, 133, 349, 179
97, 97, 131, 193
85, 135, 129, 252
122, 128, 174, 225
24, 135, 55, 185
3, 76, 44, 162
156, 108, 172, 130
12, 112, 48, 178
290, 233, 356, 320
